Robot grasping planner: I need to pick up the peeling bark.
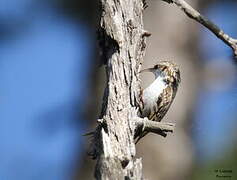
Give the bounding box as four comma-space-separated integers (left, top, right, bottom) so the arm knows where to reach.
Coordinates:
94, 0, 147, 179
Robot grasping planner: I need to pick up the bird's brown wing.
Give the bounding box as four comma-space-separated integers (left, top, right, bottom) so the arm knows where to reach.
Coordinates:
150, 85, 175, 122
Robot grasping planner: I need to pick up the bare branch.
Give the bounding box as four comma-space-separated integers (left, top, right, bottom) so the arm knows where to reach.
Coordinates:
134, 117, 175, 137
162, 0, 237, 58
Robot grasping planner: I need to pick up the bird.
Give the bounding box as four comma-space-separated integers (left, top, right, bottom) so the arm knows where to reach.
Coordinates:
135, 61, 181, 143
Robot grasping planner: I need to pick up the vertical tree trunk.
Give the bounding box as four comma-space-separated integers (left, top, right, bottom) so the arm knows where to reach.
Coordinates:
94, 0, 148, 179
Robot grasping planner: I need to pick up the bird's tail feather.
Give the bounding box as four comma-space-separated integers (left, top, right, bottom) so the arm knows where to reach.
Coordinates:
135, 131, 149, 144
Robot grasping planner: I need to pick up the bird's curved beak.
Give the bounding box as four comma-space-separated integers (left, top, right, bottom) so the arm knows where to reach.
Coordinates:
139, 68, 153, 73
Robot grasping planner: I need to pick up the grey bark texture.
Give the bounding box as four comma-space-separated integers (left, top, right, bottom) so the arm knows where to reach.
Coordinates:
94, 0, 147, 179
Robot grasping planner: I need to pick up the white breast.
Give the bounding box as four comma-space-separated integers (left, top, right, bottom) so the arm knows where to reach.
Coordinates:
142, 76, 167, 113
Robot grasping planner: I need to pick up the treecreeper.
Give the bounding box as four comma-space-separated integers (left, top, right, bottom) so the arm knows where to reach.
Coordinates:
135, 61, 181, 143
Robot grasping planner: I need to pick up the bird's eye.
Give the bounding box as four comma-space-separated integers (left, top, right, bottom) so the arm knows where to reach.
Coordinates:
162, 66, 166, 71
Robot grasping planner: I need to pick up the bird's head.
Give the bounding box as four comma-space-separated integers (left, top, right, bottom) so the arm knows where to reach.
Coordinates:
140, 61, 181, 86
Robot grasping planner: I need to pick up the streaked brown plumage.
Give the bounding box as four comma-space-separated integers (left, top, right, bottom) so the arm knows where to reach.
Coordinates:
135, 61, 181, 143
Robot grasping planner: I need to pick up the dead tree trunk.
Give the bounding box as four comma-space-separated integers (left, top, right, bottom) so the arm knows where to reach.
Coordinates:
94, 0, 148, 179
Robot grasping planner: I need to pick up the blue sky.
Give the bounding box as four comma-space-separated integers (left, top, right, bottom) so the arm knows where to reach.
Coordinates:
0, 1, 94, 179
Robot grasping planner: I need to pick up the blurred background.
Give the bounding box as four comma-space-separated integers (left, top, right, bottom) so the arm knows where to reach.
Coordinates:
0, 0, 98, 179
1, 0, 237, 180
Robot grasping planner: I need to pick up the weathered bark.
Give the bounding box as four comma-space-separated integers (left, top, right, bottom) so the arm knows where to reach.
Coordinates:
94, 0, 148, 179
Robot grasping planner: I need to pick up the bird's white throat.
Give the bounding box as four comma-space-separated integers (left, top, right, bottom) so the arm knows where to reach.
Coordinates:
143, 76, 167, 101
